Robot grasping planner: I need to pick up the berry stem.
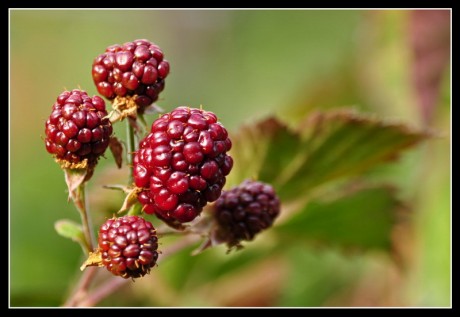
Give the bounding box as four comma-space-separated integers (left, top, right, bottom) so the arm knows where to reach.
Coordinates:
126, 118, 136, 184
73, 183, 96, 253
159, 234, 201, 258
156, 223, 197, 236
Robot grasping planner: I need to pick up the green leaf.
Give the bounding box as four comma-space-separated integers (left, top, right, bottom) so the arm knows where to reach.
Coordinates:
275, 185, 401, 251
54, 219, 87, 252
229, 109, 431, 201
277, 109, 431, 199
227, 117, 303, 189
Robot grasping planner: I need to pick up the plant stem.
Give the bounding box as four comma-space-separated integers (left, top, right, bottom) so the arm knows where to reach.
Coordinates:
73, 183, 95, 253
126, 118, 136, 184
156, 224, 186, 236
63, 266, 98, 307
159, 234, 201, 259
77, 276, 128, 307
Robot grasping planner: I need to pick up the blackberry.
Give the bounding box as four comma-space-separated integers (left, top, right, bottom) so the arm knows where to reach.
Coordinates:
98, 216, 159, 279
213, 180, 280, 248
44, 89, 113, 171
92, 39, 170, 116
133, 106, 233, 225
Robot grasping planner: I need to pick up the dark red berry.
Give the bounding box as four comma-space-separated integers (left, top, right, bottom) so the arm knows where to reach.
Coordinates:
91, 39, 170, 112
133, 106, 233, 225
44, 89, 112, 168
213, 180, 280, 247
98, 216, 159, 279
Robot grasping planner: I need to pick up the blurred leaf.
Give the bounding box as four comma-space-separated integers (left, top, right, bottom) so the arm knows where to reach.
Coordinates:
277, 246, 364, 307
276, 185, 401, 251
226, 118, 272, 187
230, 109, 431, 201
227, 117, 303, 189
279, 109, 431, 199
54, 219, 86, 252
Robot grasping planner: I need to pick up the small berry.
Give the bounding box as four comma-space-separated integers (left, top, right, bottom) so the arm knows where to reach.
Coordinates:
98, 216, 159, 279
133, 106, 233, 225
213, 180, 280, 248
92, 39, 170, 113
44, 89, 112, 170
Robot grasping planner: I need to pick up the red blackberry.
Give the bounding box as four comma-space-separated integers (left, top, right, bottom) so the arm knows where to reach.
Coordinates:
44, 89, 113, 171
213, 180, 280, 248
133, 106, 233, 226
92, 39, 170, 116
98, 216, 159, 279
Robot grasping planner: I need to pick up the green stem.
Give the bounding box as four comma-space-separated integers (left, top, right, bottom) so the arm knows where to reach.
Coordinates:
126, 118, 136, 184
73, 183, 95, 253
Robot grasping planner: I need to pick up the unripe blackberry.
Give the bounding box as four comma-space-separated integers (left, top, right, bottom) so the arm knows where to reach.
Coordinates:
98, 216, 159, 279
213, 180, 280, 248
44, 89, 113, 170
92, 39, 170, 115
133, 106, 233, 226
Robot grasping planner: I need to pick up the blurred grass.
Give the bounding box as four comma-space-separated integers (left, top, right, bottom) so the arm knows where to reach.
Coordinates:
9, 9, 450, 307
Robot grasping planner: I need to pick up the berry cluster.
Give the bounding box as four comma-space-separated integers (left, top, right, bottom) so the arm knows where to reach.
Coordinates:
213, 180, 280, 247
44, 89, 113, 170
45, 38, 281, 283
92, 39, 170, 112
134, 106, 234, 224
98, 216, 159, 279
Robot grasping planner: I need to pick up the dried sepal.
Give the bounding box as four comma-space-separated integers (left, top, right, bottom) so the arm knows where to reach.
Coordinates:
108, 136, 124, 169
118, 187, 144, 214
64, 167, 90, 201
80, 250, 104, 271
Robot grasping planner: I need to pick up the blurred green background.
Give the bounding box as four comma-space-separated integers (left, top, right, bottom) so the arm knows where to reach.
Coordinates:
10, 9, 450, 307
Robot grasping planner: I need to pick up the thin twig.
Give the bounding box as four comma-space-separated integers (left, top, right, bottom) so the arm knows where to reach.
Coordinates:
77, 276, 129, 307
156, 224, 190, 236
63, 266, 98, 307
159, 234, 201, 259
82, 184, 96, 250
